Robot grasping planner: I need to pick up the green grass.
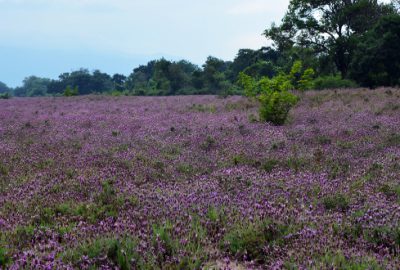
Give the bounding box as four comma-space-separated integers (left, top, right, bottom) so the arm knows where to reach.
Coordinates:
0, 247, 12, 268
322, 193, 350, 212
222, 219, 295, 263
63, 236, 140, 270
315, 252, 383, 270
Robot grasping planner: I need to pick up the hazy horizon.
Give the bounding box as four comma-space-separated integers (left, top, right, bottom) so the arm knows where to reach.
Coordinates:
0, 0, 289, 87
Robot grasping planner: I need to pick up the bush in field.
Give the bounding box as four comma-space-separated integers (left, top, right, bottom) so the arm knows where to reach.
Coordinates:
258, 90, 298, 125
314, 75, 357, 90
222, 219, 293, 263
0, 247, 12, 268
288, 60, 316, 91
63, 86, 79, 97
238, 62, 304, 125
0, 93, 11, 99
298, 68, 316, 91
322, 193, 350, 212
237, 61, 320, 125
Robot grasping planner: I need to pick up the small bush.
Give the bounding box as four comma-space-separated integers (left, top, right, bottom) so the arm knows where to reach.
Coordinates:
95, 180, 124, 219
0, 162, 9, 176
328, 160, 351, 179
205, 206, 227, 238
200, 136, 216, 151
0, 93, 11, 99
152, 222, 177, 260
64, 86, 79, 97
261, 158, 279, 172
11, 225, 35, 249
0, 247, 12, 267
239, 62, 305, 125
222, 219, 293, 263
313, 76, 357, 90
189, 103, 217, 113
386, 133, 400, 147
379, 184, 400, 200
259, 90, 298, 125
316, 135, 332, 145
176, 163, 194, 174
363, 226, 400, 254
322, 193, 350, 212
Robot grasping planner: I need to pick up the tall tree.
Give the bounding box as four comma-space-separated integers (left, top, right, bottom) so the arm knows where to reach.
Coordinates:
14, 76, 50, 97
202, 56, 230, 93
350, 14, 400, 87
112, 74, 127, 91
265, 0, 395, 78
0, 81, 10, 94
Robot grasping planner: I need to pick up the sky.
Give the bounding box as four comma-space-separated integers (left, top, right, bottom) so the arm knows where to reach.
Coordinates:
0, 0, 290, 87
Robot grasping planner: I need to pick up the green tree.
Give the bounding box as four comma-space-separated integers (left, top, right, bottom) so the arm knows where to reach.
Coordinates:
14, 76, 50, 97
350, 14, 400, 87
63, 86, 79, 96
0, 81, 10, 94
265, 0, 395, 78
112, 74, 127, 91
202, 56, 231, 94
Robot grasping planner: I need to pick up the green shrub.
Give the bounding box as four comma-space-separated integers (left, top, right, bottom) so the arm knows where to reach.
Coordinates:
0, 247, 12, 267
261, 158, 279, 172
152, 222, 177, 259
363, 226, 400, 254
11, 225, 35, 249
239, 61, 303, 125
176, 163, 194, 174
379, 184, 400, 200
259, 90, 298, 125
328, 160, 351, 179
0, 93, 11, 99
0, 162, 9, 176
322, 193, 350, 212
63, 86, 79, 97
200, 136, 216, 151
289, 61, 315, 91
298, 68, 316, 90
222, 219, 293, 263
313, 76, 357, 90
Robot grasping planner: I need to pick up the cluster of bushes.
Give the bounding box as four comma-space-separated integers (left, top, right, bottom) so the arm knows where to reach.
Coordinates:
313, 76, 358, 90
0, 93, 11, 99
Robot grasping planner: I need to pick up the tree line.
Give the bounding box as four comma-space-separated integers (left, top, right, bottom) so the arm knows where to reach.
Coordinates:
1, 0, 399, 98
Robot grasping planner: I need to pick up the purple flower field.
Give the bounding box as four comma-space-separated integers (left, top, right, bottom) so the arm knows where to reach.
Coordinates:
0, 89, 399, 269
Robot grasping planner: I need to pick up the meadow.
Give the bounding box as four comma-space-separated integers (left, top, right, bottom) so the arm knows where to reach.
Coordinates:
0, 88, 399, 269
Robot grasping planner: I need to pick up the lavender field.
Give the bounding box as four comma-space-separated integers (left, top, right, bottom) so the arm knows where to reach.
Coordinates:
0, 89, 399, 269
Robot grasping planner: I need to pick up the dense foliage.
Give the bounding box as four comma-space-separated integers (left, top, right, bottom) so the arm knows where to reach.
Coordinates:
350, 14, 400, 87
239, 61, 317, 125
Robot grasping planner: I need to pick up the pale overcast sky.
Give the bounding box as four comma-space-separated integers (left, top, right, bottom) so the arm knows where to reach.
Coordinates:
0, 0, 290, 87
